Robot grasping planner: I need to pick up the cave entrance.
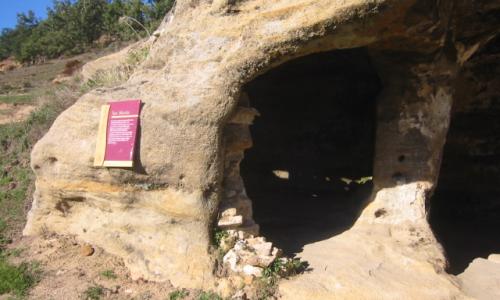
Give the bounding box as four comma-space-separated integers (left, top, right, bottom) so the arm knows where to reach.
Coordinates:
429, 36, 500, 274
240, 48, 381, 255
429, 117, 500, 274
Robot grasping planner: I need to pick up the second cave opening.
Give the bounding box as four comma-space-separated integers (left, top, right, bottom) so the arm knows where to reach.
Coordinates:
429, 36, 500, 274
240, 48, 382, 255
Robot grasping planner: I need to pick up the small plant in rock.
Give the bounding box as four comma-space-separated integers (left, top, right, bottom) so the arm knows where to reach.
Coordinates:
100, 269, 117, 279
263, 258, 284, 278
258, 257, 308, 299
197, 291, 222, 300
83, 67, 132, 89
82, 285, 104, 300
283, 258, 308, 276
213, 228, 229, 248
168, 288, 189, 300
263, 257, 308, 278
127, 47, 150, 67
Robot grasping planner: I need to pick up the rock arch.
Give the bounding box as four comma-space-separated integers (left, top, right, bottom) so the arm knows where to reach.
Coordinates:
236, 47, 380, 255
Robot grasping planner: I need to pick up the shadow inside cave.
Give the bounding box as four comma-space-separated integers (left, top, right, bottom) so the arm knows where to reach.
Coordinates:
240, 48, 381, 255
429, 36, 500, 275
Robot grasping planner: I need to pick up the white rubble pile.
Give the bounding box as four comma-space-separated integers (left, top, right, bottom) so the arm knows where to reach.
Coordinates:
222, 236, 281, 277
216, 95, 281, 278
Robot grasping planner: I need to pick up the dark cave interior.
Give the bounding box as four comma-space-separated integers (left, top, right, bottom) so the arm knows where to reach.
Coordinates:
430, 112, 500, 274
240, 48, 381, 255
430, 36, 500, 274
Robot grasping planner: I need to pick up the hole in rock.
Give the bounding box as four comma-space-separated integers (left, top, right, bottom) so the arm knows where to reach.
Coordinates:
240, 48, 381, 255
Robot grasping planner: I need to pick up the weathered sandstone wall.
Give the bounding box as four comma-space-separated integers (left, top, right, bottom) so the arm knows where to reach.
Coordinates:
23, 0, 499, 297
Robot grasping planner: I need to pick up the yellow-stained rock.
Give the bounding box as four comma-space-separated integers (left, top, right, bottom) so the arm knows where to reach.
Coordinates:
23, 0, 499, 295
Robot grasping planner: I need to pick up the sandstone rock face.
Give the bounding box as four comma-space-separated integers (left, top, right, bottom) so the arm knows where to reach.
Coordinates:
24, 0, 499, 296
458, 255, 500, 300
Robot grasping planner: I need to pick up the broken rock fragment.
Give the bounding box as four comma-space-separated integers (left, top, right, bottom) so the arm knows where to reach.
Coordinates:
80, 244, 94, 256
218, 215, 244, 228
222, 237, 279, 277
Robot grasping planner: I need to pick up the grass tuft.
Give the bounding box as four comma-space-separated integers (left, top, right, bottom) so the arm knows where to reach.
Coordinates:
256, 258, 308, 300
82, 285, 104, 300
82, 46, 150, 91
168, 288, 189, 300
197, 291, 222, 300
100, 269, 117, 279
0, 220, 8, 246
0, 256, 41, 297
263, 258, 307, 278
0, 94, 35, 105
126, 47, 149, 67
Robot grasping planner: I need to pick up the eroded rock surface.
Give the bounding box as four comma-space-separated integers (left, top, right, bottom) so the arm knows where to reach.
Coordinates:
458, 254, 500, 300
24, 0, 500, 296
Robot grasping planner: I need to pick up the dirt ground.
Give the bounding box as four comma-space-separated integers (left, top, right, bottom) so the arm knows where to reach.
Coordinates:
0, 103, 36, 125
0, 45, 126, 92
0, 43, 129, 125
4, 235, 178, 300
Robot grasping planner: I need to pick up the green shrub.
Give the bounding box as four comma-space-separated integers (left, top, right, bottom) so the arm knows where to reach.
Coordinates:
263, 258, 307, 278
169, 289, 189, 300
213, 228, 229, 247
258, 258, 308, 299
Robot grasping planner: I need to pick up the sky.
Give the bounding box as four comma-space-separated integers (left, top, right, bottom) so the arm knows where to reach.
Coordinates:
0, 0, 53, 30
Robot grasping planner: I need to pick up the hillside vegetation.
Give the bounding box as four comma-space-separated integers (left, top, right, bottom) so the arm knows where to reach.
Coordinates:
0, 49, 121, 297
0, 0, 173, 64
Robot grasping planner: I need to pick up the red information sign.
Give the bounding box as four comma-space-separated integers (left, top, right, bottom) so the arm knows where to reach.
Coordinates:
94, 100, 141, 168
